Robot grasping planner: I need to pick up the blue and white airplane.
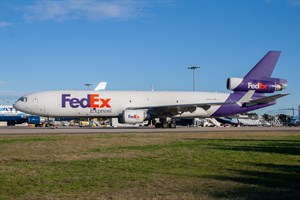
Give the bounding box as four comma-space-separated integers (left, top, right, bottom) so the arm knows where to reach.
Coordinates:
0, 105, 46, 126
0, 105, 26, 126
14, 51, 289, 128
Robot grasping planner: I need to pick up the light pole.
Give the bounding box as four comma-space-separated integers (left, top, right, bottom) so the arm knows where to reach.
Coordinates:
84, 83, 92, 90
188, 66, 200, 91
84, 83, 92, 125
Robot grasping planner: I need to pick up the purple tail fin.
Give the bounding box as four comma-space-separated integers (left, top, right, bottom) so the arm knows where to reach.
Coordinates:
227, 51, 287, 94
244, 51, 281, 79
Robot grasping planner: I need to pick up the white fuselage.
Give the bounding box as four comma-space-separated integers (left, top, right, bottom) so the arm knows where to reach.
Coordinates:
13, 91, 230, 118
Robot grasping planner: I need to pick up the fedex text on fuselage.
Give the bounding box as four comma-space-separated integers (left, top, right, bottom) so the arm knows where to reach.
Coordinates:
62, 94, 111, 108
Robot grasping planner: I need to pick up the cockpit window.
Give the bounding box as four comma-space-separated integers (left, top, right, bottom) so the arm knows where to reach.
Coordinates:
18, 97, 27, 102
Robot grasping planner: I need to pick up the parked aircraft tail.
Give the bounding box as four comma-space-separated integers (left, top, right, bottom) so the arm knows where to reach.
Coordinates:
226, 51, 287, 94
244, 51, 281, 79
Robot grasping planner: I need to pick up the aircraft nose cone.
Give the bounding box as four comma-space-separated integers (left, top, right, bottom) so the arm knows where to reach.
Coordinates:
13, 102, 21, 111
13, 100, 25, 112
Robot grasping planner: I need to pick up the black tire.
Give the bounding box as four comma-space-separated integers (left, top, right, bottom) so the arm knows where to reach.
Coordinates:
162, 123, 169, 128
7, 121, 15, 126
155, 123, 162, 128
169, 123, 176, 128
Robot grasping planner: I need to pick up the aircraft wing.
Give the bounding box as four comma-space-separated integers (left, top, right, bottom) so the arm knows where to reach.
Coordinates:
127, 92, 288, 117
127, 101, 234, 117
127, 90, 255, 117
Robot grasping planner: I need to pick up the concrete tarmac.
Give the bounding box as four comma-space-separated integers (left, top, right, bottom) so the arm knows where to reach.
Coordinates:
0, 126, 299, 135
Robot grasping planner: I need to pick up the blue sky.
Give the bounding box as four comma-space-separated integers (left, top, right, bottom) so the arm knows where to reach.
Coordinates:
1, 0, 299, 115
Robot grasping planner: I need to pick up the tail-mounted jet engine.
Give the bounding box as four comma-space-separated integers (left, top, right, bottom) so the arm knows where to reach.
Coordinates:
227, 77, 287, 93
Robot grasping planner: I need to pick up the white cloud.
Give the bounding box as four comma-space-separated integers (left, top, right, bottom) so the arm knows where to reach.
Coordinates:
288, 0, 300, 6
0, 21, 13, 27
23, 0, 146, 22
265, 0, 300, 6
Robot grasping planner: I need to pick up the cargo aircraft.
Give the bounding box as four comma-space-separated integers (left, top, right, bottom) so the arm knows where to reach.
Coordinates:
14, 51, 288, 128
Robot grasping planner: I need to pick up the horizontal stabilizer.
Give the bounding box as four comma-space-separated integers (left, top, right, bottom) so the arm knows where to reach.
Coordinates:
236, 90, 255, 106
249, 93, 289, 104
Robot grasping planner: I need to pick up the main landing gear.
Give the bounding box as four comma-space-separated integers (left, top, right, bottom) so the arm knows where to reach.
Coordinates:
154, 118, 176, 128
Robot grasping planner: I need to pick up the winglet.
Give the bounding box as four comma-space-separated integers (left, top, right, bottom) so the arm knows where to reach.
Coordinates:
236, 90, 255, 107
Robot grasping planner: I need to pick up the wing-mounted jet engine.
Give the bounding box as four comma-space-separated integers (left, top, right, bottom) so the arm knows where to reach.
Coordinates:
118, 110, 148, 124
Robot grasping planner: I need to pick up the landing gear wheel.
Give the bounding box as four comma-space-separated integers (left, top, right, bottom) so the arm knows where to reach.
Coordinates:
7, 121, 15, 126
155, 123, 162, 128
162, 123, 169, 128
169, 123, 176, 128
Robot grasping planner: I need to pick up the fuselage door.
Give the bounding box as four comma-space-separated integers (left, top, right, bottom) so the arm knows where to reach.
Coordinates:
33, 97, 38, 106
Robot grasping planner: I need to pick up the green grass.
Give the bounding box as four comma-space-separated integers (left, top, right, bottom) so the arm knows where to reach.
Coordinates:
0, 136, 56, 144
0, 132, 299, 199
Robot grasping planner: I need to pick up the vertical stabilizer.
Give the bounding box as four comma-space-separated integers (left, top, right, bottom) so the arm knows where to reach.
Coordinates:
227, 51, 287, 94
244, 51, 281, 79
94, 82, 107, 91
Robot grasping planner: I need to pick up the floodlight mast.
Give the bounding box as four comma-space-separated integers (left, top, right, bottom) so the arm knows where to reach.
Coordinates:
83, 83, 93, 124
188, 66, 200, 91
84, 83, 92, 91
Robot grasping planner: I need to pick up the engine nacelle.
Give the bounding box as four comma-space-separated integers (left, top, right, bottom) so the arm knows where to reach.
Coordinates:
118, 110, 147, 124
27, 116, 45, 124
227, 78, 244, 91
227, 77, 287, 93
